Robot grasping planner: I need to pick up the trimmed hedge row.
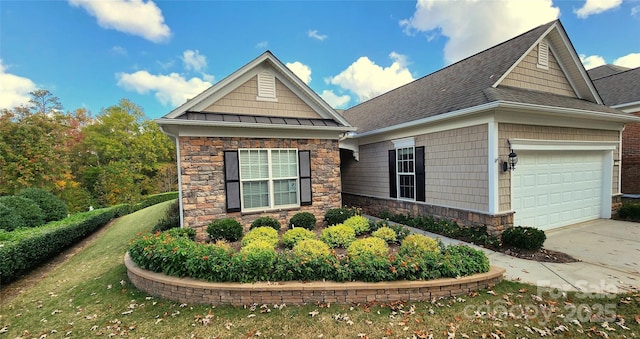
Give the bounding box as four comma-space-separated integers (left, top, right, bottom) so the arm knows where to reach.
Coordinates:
128, 230, 490, 283
0, 192, 178, 284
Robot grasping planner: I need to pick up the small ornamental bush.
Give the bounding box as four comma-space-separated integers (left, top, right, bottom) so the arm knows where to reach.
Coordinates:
343, 215, 370, 235
371, 226, 397, 243
241, 226, 279, 248
152, 200, 180, 233
282, 227, 316, 249
0, 203, 26, 231
399, 234, 440, 256
617, 202, 640, 221
440, 245, 490, 277
347, 237, 389, 260
186, 243, 234, 282
18, 188, 68, 223
324, 208, 355, 226
237, 240, 278, 282
292, 239, 331, 261
501, 226, 546, 250
206, 218, 243, 242
0, 196, 44, 228
390, 224, 411, 242
320, 224, 356, 248
250, 216, 281, 231
288, 212, 317, 230
166, 227, 196, 240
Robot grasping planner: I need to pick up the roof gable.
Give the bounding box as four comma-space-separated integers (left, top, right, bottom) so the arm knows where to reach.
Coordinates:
161, 51, 352, 128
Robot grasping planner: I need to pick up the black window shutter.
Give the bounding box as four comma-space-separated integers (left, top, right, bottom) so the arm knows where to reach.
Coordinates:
224, 151, 241, 212
388, 150, 397, 198
415, 146, 425, 202
299, 150, 312, 205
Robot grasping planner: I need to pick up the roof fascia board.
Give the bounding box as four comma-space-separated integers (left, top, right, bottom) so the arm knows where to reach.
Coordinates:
491, 24, 556, 88
612, 101, 640, 113
547, 41, 582, 99
497, 101, 640, 124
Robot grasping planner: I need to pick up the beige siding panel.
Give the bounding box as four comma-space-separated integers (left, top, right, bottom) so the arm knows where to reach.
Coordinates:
501, 45, 576, 97
498, 124, 620, 212
343, 124, 489, 212
205, 76, 322, 119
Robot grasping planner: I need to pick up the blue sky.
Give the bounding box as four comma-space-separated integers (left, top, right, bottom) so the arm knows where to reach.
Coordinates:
1, 0, 639, 119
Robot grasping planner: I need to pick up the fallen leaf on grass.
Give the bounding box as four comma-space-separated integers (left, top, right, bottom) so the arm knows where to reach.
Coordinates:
308, 310, 319, 317
635, 315, 640, 325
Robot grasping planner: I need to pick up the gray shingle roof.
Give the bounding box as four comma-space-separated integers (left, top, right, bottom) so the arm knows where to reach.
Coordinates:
176, 111, 341, 127
591, 67, 640, 107
587, 64, 631, 80
342, 20, 620, 134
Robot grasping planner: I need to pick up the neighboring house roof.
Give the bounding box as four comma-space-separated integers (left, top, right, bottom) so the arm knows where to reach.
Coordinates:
343, 20, 626, 134
591, 66, 640, 108
588, 64, 630, 80
157, 51, 354, 135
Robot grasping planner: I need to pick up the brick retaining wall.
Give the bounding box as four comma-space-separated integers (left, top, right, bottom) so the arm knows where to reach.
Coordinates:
125, 253, 505, 306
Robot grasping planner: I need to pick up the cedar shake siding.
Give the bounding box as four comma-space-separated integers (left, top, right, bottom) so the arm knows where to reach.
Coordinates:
180, 137, 341, 239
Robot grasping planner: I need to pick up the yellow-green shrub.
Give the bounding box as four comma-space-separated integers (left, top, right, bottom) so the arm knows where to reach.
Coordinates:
399, 234, 440, 256
343, 215, 370, 235
347, 237, 389, 259
371, 226, 397, 243
292, 239, 331, 261
320, 224, 356, 248
282, 228, 316, 249
241, 226, 279, 248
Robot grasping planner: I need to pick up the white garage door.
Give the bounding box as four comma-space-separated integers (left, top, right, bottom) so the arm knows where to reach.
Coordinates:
512, 151, 605, 230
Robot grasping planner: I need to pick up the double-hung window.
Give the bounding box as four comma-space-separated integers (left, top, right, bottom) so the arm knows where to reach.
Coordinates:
239, 149, 299, 211
396, 147, 415, 200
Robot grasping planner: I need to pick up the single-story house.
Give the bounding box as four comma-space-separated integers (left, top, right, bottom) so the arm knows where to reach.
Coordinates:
157, 19, 639, 236
588, 65, 640, 194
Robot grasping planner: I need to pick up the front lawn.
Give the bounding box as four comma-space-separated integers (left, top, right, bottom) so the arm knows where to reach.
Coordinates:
1, 201, 639, 338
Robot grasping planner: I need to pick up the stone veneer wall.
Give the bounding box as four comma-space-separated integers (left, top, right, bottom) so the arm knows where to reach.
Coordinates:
125, 253, 505, 306
342, 193, 513, 235
180, 137, 342, 239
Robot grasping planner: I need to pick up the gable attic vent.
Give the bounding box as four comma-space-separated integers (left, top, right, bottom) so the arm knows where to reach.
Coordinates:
256, 71, 277, 101
537, 40, 549, 69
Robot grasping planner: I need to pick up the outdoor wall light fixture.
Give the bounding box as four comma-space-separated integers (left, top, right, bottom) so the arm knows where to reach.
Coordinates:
502, 149, 518, 172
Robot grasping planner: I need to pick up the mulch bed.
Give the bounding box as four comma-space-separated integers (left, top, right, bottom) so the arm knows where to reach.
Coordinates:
497, 247, 578, 263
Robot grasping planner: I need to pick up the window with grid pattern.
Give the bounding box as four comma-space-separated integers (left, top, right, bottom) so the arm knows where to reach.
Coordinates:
239, 149, 298, 210
396, 147, 415, 200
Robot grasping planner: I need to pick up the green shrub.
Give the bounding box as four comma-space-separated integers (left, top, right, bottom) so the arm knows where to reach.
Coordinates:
130, 192, 179, 213
206, 218, 243, 242
393, 251, 442, 280
250, 216, 281, 231
288, 212, 317, 230
501, 226, 546, 250
399, 234, 440, 256
347, 237, 389, 260
320, 224, 356, 248
18, 188, 68, 222
371, 226, 397, 243
165, 227, 196, 240
0, 203, 26, 231
343, 215, 370, 235
292, 239, 331, 261
617, 202, 640, 221
389, 224, 410, 241
282, 228, 316, 249
324, 208, 355, 226
236, 240, 278, 282
439, 245, 490, 277
0, 196, 44, 228
185, 243, 234, 282
241, 226, 279, 248
152, 200, 180, 233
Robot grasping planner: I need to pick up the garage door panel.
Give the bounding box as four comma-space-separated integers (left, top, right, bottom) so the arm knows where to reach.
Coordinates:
513, 151, 604, 230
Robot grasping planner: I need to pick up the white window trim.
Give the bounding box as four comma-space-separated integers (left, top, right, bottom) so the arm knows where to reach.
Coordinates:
239, 148, 299, 212
396, 146, 416, 201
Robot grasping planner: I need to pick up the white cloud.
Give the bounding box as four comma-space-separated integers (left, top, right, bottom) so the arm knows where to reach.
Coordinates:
575, 0, 622, 18
632, 5, 640, 18
111, 45, 127, 56
320, 90, 350, 109
329, 52, 415, 102
181, 50, 207, 72
0, 59, 37, 109
116, 71, 212, 107
579, 54, 606, 69
308, 29, 328, 41
286, 61, 312, 84
614, 53, 640, 68
255, 41, 268, 49
400, 0, 559, 64
69, 0, 171, 43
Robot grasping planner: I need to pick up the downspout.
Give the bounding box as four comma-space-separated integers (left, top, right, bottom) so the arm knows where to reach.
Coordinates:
160, 126, 184, 229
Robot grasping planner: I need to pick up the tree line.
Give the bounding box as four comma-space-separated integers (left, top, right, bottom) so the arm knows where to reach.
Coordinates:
0, 90, 177, 212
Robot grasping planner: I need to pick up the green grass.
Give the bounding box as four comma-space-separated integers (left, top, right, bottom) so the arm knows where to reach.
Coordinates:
1, 201, 639, 338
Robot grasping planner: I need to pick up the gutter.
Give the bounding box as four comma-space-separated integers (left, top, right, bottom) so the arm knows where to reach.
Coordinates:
155, 118, 356, 133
